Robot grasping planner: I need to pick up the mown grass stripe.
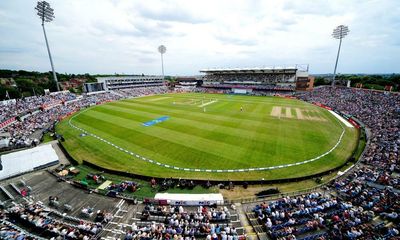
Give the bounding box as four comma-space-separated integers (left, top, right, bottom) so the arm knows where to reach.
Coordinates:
96, 103, 337, 155
110, 101, 335, 134
73, 113, 260, 169
75, 110, 278, 165
115, 100, 283, 123
107, 101, 339, 148
56, 93, 358, 180
95, 105, 307, 148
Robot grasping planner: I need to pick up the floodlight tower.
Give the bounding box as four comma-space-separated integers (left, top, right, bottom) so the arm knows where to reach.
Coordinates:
158, 45, 167, 79
35, 1, 59, 91
331, 25, 349, 86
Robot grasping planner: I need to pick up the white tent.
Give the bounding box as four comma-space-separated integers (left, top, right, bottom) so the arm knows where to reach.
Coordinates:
0, 144, 59, 180
0, 132, 11, 149
154, 193, 224, 206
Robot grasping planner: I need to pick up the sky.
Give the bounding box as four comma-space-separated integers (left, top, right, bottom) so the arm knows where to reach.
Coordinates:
0, 0, 399, 75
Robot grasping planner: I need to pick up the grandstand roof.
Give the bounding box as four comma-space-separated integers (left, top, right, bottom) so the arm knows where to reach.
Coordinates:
200, 66, 298, 74
97, 75, 164, 81
155, 193, 224, 206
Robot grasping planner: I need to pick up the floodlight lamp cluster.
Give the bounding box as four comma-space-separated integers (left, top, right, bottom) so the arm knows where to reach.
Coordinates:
332, 25, 349, 39
35, 1, 55, 23
158, 45, 167, 54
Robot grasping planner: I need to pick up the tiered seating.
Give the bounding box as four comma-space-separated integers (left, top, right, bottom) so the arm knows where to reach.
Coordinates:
123, 204, 244, 239
0, 219, 47, 240
243, 87, 400, 239
4, 202, 103, 239
1, 87, 173, 151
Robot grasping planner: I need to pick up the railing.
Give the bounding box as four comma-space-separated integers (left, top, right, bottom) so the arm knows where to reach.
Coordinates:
226, 186, 324, 205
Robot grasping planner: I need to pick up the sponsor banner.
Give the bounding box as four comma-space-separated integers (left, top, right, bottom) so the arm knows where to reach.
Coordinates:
43, 101, 62, 110
96, 100, 113, 105
155, 193, 224, 206
313, 102, 332, 110
280, 95, 297, 99
0, 117, 16, 129
348, 118, 360, 128
170, 200, 216, 206
59, 110, 78, 121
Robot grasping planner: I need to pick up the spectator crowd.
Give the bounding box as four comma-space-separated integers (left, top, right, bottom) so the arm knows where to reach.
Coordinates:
3, 202, 101, 239
123, 204, 242, 240
0, 86, 168, 150
251, 86, 399, 240
0, 85, 399, 239
204, 73, 296, 85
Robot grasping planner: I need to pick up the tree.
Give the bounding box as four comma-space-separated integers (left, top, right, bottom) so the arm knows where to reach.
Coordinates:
314, 77, 327, 86
68, 87, 76, 93
15, 78, 35, 93
0, 85, 20, 100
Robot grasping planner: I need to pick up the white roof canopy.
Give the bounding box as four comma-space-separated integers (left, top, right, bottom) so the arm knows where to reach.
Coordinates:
155, 193, 224, 206
0, 144, 59, 180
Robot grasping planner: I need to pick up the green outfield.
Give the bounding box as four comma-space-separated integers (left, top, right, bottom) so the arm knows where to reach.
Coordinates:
56, 93, 359, 180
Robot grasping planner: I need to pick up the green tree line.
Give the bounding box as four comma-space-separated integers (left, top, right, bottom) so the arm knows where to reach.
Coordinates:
314, 74, 399, 91
0, 69, 97, 100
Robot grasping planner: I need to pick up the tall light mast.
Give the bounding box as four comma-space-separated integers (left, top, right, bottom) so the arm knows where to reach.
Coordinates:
35, 1, 60, 91
331, 25, 350, 86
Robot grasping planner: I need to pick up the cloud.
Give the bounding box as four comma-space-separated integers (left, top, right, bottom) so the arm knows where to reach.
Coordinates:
283, 1, 337, 17
135, 2, 210, 24
215, 35, 258, 46
0, 47, 27, 53
132, 21, 182, 38
0, 0, 398, 75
